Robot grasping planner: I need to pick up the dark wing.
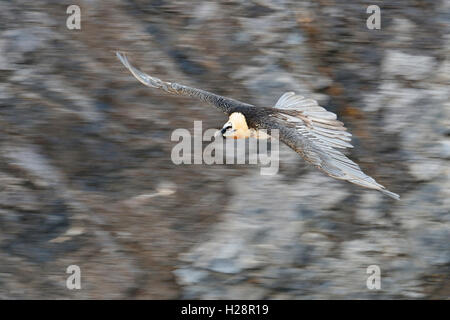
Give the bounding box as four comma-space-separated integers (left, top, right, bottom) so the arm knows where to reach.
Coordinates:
116, 52, 253, 114
268, 92, 399, 200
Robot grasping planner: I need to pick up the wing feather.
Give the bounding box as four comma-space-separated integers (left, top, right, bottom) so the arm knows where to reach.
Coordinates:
271, 92, 399, 200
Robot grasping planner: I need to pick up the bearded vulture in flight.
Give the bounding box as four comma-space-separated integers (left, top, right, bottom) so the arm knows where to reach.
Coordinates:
116, 52, 399, 200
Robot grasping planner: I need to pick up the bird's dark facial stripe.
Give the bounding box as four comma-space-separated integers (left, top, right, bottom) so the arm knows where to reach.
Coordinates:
221, 125, 232, 134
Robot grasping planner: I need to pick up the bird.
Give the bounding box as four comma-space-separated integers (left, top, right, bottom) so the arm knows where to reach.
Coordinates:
116, 52, 399, 200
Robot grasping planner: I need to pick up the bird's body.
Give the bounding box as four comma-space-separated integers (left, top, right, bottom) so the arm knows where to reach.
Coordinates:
116, 52, 399, 200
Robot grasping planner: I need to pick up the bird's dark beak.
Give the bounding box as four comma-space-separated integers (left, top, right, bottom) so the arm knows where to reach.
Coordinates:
214, 129, 224, 138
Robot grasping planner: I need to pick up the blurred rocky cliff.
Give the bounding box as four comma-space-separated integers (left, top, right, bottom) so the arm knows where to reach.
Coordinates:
0, 0, 448, 299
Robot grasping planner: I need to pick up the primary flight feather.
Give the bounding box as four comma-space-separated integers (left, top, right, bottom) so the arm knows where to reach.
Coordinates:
116, 52, 399, 200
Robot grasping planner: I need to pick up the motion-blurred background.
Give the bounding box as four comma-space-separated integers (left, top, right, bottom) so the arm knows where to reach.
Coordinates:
0, 0, 449, 299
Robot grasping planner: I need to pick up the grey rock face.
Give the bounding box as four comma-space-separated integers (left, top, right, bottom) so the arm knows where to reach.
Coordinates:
382, 50, 437, 81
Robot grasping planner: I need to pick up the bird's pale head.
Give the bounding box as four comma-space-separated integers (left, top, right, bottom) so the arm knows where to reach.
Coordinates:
218, 112, 250, 139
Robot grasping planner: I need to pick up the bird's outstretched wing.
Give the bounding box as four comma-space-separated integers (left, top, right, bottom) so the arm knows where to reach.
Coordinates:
269, 92, 399, 200
116, 52, 252, 114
